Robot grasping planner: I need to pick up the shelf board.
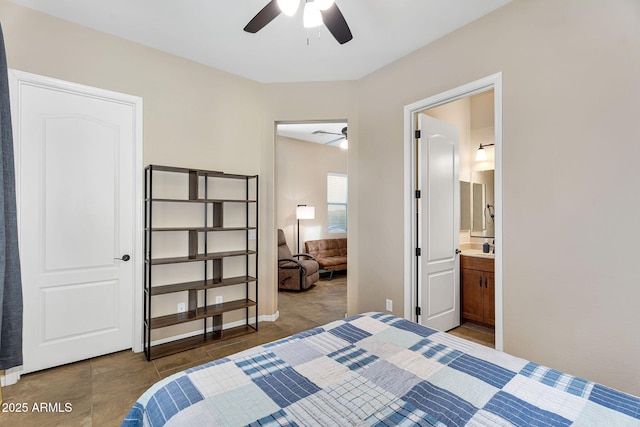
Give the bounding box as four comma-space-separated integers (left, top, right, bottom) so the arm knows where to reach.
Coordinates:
150, 276, 257, 295
147, 165, 258, 180
197, 298, 257, 317
147, 198, 257, 204
150, 298, 257, 329
148, 226, 256, 232
149, 250, 256, 265
148, 164, 222, 175
147, 324, 257, 360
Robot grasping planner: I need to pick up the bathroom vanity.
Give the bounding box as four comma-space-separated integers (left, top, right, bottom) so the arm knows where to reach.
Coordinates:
460, 251, 495, 327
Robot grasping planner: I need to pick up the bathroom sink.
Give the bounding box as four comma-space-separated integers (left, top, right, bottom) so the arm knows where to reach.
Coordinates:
460, 249, 495, 258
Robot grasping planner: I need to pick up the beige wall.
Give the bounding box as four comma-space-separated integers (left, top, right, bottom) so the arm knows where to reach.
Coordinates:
262, 82, 357, 315
0, 0, 278, 318
3, 0, 640, 396
276, 135, 348, 251
0, 0, 358, 326
1, 1, 264, 174
355, 0, 640, 395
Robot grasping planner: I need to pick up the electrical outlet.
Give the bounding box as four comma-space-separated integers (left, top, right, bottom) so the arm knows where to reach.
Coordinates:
248, 229, 257, 240
385, 299, 393, 312
215, 296, 223, 304
177, 302, 186, 313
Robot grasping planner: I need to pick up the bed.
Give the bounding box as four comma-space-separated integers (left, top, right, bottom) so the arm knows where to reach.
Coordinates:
122, 312, 640, 426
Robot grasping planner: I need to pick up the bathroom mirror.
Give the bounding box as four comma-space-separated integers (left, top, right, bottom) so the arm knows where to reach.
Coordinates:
470, 170, 495, 238
472, 183, 485, 231
460, 181, 470, 231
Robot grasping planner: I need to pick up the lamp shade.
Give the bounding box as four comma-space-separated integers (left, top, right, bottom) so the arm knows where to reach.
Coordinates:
277, 0, 300, 16
296, 205, 315, 220
303, 1, 323, 28
315, 0, 335, 10
475, 146, 487, 161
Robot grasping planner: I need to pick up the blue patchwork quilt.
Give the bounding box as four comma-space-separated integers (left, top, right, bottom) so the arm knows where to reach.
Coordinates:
122, 313, 640, 426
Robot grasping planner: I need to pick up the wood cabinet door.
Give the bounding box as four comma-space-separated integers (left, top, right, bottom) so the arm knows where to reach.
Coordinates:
484, 272, 495, 327
461, 268, 484, 323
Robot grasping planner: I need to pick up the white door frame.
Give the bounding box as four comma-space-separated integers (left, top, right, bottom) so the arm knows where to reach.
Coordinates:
5, 70, 144, 385
403, 73, 504, 351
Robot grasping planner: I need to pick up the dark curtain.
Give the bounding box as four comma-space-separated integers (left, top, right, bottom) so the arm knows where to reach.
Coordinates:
0, 21, 23, 370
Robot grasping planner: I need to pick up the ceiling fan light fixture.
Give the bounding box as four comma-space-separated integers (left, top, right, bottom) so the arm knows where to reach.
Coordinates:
277, 0, 300, 16
315, 0, 335, 11
244, 0, 352, 44
303, 1, 323, 28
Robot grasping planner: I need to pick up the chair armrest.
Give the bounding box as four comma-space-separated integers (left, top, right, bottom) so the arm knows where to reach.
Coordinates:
278, 259, 301, 269
293, 253, 316, 261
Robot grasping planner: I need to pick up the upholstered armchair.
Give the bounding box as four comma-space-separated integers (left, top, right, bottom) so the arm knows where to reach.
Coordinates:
277, 229, 320, 291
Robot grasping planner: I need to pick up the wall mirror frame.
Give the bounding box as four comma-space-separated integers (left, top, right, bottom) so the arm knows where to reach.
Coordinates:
461, 169, 494, 238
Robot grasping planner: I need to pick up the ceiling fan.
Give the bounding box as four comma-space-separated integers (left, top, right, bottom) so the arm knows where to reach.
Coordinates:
313, 126, 348, 148
244, 0, 353, 45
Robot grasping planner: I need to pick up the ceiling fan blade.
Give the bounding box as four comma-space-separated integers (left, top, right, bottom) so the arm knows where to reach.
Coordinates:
324, 136, 346, 145
244, 0, 282, 33
320, 3, 353, 44
313, 130, 343, 136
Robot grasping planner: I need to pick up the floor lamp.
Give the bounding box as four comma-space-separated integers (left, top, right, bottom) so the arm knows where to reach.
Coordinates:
296, 204, 315, 253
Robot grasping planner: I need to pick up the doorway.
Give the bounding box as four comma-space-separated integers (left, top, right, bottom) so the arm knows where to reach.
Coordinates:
404, 73, 504, 350
274, 121, 348, 319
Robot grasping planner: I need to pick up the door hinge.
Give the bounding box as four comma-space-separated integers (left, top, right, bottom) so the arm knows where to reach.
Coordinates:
415, 190, 421, 199
415, 129, 421, 139
416, 248, 421, 256
415, 306, 421, 316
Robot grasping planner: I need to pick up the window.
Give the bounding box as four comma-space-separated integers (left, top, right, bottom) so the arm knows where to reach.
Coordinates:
327, 173, 347, 233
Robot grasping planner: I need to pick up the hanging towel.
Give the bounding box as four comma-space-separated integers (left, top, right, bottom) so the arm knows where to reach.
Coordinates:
0, 21, 23, 370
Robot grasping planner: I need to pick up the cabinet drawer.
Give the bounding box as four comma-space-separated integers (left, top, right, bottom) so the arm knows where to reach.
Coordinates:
460, 255, 494, 272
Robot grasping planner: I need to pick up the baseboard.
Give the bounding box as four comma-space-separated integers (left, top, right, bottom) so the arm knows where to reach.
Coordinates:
1, 367, 21, 386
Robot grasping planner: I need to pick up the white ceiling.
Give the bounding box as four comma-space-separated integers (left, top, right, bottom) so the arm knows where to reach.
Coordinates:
10, 0, 512, 83
278, 122, 347, 146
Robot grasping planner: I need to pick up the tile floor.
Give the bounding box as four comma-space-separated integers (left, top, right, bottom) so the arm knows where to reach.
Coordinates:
1, 274, 347, 426
448, 321, 496, 348
1, 273, 494, 426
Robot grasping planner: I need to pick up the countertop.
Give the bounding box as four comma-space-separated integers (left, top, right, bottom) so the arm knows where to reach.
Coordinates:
460, 249, 495, 259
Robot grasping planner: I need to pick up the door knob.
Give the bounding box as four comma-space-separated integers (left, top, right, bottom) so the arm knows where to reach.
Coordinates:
455, 249, 461, 255
115, 254, 131, 262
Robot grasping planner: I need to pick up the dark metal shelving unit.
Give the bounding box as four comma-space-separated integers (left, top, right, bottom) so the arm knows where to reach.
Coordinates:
143, 164, 258, 360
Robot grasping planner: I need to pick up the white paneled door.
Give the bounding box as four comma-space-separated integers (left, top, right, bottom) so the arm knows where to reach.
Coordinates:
11, 71, 141, 373
417, 113, 460, 332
